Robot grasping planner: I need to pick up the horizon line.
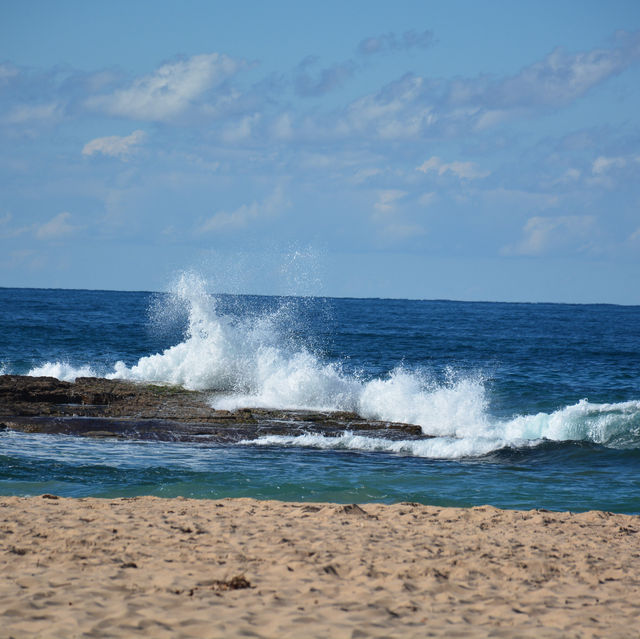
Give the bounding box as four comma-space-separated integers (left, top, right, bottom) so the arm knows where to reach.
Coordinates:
1, 285, 637, 308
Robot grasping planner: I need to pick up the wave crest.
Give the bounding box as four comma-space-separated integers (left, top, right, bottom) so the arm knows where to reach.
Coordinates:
25, 272, 640, 456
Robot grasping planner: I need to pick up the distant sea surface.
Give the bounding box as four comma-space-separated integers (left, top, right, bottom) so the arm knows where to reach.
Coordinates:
1, 275, 639, 513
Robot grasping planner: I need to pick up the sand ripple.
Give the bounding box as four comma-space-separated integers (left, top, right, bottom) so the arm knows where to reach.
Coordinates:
1, 496, 639, 638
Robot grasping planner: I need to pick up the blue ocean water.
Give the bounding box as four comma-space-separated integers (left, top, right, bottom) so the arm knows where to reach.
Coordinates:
1, 274, 639, 513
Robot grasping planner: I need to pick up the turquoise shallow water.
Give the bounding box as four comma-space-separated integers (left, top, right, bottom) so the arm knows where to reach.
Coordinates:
1, 282, 639, 513
1, 433, 638, 513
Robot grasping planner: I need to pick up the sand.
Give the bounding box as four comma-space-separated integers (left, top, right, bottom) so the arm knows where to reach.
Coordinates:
0, 497, 639, 638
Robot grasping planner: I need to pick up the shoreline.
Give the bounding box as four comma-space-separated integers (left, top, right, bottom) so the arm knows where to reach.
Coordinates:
1, 496, 639, 638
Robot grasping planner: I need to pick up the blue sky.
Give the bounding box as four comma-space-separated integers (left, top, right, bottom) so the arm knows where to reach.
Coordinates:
1, 0, 640, 303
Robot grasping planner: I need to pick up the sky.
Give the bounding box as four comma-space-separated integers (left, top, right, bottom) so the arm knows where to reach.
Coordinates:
1, 0, 640, 303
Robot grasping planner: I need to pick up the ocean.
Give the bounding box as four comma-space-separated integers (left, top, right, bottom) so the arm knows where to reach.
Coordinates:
1, 273, 639, 513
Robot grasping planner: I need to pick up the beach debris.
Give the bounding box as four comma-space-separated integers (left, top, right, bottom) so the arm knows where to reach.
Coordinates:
211, 575, 252, 591
341, 503, 378, 519
302, 505, 322, 512
323, 564, 339, 577
342, 503, 368, 516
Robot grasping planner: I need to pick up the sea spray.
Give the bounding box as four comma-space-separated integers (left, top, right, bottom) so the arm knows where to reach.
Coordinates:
28, 361, 98, 380
109, 272, 343, 396
22, 273, 640, 456
105, 273, 493, 425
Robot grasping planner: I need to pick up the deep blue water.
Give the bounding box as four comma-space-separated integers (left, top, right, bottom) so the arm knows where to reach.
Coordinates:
1, 280, 639, 513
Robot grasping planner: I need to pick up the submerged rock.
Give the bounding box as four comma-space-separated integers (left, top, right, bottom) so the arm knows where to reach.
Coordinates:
0, 375, 427, 443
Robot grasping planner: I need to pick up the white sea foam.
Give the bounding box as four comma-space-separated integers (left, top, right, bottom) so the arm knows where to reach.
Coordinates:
25, 272, 640, 457
501, 398, 640, 447
245, 398, 640, 459
107, 272, 354, 400
27, 361, 98, 381
240, 431, 509, 460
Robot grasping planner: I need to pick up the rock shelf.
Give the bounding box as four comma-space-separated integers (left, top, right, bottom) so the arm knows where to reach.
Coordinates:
0, 375, 426, 443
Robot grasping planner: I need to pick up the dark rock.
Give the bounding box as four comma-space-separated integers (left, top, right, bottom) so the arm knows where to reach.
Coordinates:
0, 375, 431, 444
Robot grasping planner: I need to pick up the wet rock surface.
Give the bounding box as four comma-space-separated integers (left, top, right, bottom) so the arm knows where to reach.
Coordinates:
0, 375, 427, 443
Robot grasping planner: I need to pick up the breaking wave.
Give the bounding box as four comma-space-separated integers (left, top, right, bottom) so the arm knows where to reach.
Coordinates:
27, 361, 98, 380
245, 398, 640, 459
26, 272, 640, 457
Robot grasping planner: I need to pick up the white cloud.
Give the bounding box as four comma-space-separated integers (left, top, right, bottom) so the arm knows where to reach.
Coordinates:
418, 192, 436, 206
543, 167, 582, 188
0, 213, 31, 238
292, 29, 434, 101
294, 57, 356, 97
3, 102, 61, 125
198, 86, 245, 120
343, 75, 436, 139
374, 189, 407, 213
300, 152, 333, 169
36, 212, 78, 240
272, 113, 293, 140
4, 249, 45, 272
560, 168, 581, 181
86, 53, 242, 121
335, 31, 640, 140
350, 167, 382, 184
381, 222, 426, 239
0, 63, 19, 83
490, 33, 640, 109
82, 130, 146, 158
592, 155, 628, 174
503, 215, 596, 256
376, 112, 434, 139
200, 186, 289, 232
474, 109, 518, 131
221, 114, 261, 143
371, 190, 424, 239
417, 156, 490, 180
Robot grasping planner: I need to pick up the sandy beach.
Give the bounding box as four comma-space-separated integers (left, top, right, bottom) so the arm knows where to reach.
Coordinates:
0, 497, 638, 638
